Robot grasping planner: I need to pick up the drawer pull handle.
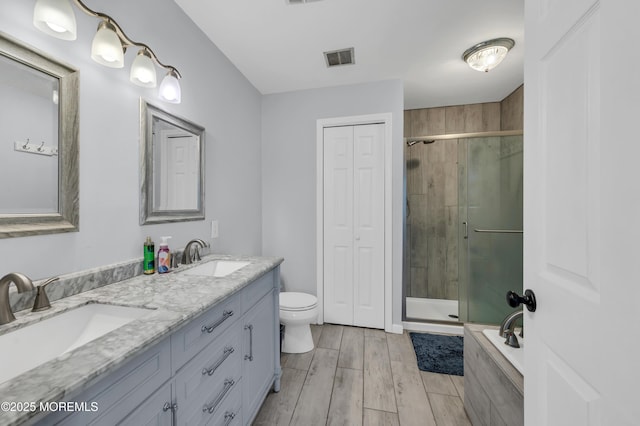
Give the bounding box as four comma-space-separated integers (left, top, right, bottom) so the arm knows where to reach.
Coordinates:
203, 378, 235, 414
244, 324, 254, 361
201, 310, 234, 334
202, 346, 235, 376
224, 411, 236, 426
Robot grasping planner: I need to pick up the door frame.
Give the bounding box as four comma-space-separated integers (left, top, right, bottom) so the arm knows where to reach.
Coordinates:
316, 113, 393, 332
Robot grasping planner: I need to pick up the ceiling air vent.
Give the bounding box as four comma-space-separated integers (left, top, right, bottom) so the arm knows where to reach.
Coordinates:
286, 0, 322, 4
324, 48, 355, 68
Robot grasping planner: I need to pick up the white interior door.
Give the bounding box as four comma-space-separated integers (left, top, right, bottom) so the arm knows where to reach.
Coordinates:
159, 130, 199, 210
525, 1, 639, 424
323, 124, 385, 329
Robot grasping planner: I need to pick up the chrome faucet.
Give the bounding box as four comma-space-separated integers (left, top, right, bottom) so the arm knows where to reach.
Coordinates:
32, 277, 59, 312
181, 239, 209, 265
0, 273, 35, 325
499, 309, 523, 348
499, 309, 523, 337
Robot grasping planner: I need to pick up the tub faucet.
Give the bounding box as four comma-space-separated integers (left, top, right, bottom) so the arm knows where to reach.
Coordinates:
0, 273, 35, 325
499, 309, 523, 338
182, 239, 209, 265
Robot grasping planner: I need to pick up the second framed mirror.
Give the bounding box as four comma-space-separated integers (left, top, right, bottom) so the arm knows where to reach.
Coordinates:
140, 99, 205, 225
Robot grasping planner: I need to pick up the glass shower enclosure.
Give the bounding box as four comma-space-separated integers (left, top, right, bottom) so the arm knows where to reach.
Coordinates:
404, 133, 523, 325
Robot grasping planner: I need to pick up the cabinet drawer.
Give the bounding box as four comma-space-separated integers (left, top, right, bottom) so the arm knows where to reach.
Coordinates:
241, 270, 274, 313
175, 322, 242, 410
52, 339, 171, 425
171, 293, 240, 370
209, 382, 242, 426
179, 376, 242, 426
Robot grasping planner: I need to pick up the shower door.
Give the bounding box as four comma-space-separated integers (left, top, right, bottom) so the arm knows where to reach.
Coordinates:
458, 135, 523, 324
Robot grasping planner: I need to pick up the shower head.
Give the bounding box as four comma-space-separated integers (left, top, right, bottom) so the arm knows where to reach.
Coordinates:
406, 139, 435, 147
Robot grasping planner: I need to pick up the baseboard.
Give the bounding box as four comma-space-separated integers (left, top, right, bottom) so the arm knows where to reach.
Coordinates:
402, 321, 464, 336
389, 323, 403, 334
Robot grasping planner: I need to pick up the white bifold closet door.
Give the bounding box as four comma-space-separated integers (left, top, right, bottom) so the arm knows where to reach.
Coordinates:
323, 124, 384, 329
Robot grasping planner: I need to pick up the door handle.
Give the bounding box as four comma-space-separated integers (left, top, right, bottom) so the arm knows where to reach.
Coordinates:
244, 324, 254, 361
506, 289, 537, 312
163, 402, 178, 425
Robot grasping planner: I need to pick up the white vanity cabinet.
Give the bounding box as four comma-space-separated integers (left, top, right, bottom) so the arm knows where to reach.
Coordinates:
41, 267, 280, 426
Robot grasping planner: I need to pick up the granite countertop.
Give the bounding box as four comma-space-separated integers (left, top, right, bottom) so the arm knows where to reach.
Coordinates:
0, 254, 283, 426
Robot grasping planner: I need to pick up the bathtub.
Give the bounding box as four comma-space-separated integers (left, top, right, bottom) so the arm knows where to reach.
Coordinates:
482, 328, 524, 375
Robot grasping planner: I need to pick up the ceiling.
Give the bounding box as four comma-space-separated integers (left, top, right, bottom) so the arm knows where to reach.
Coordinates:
174, 0, 524, 110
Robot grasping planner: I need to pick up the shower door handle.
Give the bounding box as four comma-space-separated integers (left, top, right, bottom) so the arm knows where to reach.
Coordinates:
463, 222, 468, 239
474, 228, 523, 234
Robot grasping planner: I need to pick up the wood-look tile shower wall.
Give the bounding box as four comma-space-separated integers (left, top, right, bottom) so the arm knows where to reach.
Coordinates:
404, 85, 523, 300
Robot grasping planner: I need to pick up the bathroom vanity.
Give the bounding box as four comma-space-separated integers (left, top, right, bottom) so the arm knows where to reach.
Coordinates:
0, 255, 282, 426
464, 324, 524, 426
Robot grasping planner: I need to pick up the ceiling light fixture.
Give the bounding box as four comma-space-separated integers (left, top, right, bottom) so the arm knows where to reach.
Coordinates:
33, 0, 181, 102
462, 38, 515, 73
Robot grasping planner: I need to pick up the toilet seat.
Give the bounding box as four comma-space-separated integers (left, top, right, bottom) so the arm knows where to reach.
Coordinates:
280, 292, 317, 311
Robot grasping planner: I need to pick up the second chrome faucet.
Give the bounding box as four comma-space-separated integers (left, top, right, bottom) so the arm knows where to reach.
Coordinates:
181, 239, 209, 265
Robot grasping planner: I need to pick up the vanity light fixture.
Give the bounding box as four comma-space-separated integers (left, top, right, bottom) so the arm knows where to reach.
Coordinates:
32, 0, 181, 102
130, 49, 157, 88
462, 38, 515, 73
33, 0, 77, 40
90, 21, 124, 68
158, 69, 181, 104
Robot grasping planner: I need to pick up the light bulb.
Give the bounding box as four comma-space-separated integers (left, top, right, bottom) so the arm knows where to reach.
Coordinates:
91, 21, 124, 68
33, 0, 77, 40
159, 70, 181, 104
130, 49, 157, 88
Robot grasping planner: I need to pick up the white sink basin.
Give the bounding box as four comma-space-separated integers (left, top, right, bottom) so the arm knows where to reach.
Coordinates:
182, 260, 250, 277
0, 304, 151, 385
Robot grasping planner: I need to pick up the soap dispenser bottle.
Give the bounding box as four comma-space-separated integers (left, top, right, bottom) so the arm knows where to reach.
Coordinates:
143, 236, 155, 275
157, 236, 172, 274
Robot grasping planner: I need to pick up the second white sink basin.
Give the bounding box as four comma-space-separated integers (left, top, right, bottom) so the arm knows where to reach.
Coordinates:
0, 303, 151, 385
182, 260, 250, 277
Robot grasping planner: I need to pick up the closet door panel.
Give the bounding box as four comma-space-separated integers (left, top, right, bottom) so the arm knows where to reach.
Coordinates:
323, 126, 354, 325
353, 124, 385, 328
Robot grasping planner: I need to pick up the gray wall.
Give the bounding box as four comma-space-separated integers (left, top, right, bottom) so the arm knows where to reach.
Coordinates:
261, 80, 405, 327
0, 0, 263, 278
0, 85, 58, 213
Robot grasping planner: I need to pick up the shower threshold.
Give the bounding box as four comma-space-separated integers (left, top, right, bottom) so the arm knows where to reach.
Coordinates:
406, 297, 459, 322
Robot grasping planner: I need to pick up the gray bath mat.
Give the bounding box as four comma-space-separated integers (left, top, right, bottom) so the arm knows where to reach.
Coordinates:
409, 332, 464, 376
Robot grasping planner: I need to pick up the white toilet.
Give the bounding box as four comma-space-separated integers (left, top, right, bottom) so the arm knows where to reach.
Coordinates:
279, 292, 318, 354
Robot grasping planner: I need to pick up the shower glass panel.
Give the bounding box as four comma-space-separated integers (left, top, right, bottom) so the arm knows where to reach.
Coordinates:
458, 135, 523, 324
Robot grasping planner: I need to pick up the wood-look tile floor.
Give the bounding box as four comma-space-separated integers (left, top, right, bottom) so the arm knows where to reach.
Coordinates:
254, 325, 471, 426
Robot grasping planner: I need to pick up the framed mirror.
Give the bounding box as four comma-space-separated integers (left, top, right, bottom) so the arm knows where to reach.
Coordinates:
0, 32, 79, 239
140, 99, 205, 225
